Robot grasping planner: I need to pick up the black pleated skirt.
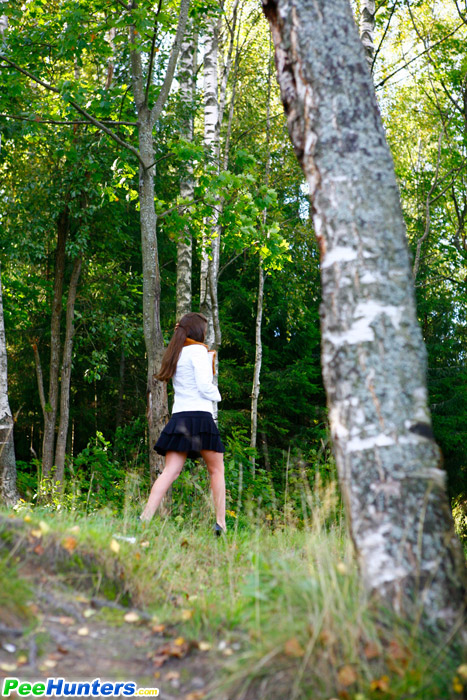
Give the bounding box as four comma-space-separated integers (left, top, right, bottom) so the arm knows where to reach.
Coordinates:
154, 411, 225, 460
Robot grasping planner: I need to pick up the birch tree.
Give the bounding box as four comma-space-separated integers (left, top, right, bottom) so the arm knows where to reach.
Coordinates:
200, 8, 222, 349
250, 32, 273, 471
360, 0, 375, 69
0, 265, 18, 506
262, 0, 467, 635
176, 19, 198, 318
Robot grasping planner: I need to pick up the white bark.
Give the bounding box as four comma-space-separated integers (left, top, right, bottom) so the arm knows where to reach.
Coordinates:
250, 32, 273, 469
0, 264, 18, 506
176, 19, 197, 318
262, 0, 467, 636
360, 0, 375, 70
200, 10, 221, 350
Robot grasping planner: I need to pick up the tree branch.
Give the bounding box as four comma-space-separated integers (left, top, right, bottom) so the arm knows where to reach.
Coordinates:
375, 22, 465, 89
0, 113, 136, 126
145, 0, 163, 107
149, 0, 191, 126
0, 55, 145, 166
371, 0, 398, 72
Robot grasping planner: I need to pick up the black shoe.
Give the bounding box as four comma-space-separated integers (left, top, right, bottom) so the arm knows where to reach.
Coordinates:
214, 522, 226, 536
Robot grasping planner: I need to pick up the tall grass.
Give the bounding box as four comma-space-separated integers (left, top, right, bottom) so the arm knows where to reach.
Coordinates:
3, 457, 466, 699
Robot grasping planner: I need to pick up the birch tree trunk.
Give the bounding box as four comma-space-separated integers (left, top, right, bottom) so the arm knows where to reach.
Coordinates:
360, 0, 375, 69
54, 256, 82, 487
0, 265, 18, 506
262, 0, 467, 635
42, 207, 68, 478
176, 19, 197, 318
200, 10, 221, 350
250, 32, 273, 470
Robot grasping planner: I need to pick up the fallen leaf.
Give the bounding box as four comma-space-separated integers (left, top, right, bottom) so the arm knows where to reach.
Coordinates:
124, 611, 140, 623
370, 675, 390, 692
336, 562, 348, 575
152, 639, 190, 667
284, 637, 305, 657
180, 539, 189, 547
77, 627, 89, 636
33, 543, 45, 555
185, 693, 205, 700
364, 641, 380, 659
181, 609, 194, 620
83, 609, 96, 619
319, 628, 336, 646
30, 529, 42, 538
153, 671, 161, 679
58, 616, 75, 625
68, 525, 80, 533
110, 538, 120, 554
337, 665, 357, 686
42, 659, 57, 669
17, 654, 28, 666
164, 671, 180, 681
152, 623, 166, 634
198, 641, 211, 651
62, 536, 78, 553
75, 594, 90, 603
388, 640, 409, 661
453, 677, 463, 694
141, 541, 150, 548
39, 520, 50, 534
457, 665, 467, 680
0, 663, 18, 672
23, 515, 32, 522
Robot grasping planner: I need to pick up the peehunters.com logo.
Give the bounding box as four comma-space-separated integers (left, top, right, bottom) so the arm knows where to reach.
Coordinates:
2, 677, 160, 696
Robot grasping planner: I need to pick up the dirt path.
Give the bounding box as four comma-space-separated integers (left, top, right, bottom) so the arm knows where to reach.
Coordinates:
0, 518, 232, 700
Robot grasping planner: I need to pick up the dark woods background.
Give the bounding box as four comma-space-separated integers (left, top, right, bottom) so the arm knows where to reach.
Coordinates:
1, 0, 466, 522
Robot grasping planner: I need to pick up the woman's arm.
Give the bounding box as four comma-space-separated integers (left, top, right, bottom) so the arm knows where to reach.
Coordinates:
190, 346, 222, 401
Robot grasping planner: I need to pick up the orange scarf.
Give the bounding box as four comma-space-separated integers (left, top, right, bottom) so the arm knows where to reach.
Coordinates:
183, 338, 217, 375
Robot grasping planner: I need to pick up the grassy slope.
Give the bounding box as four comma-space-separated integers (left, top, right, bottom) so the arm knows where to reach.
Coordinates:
1, 482, 465, 700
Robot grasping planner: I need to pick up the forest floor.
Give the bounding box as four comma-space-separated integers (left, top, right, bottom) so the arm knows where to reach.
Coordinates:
0, 513, 233, 700
1, 507, 466, 700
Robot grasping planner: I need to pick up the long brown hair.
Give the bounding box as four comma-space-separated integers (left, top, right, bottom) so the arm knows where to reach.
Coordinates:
156, 312, 208, 382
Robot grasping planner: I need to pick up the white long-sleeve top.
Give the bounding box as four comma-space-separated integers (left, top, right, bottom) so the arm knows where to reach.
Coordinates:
171, 344, 221, 415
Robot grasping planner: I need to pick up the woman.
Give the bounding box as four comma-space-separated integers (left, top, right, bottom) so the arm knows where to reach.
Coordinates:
140, 312, 227, 535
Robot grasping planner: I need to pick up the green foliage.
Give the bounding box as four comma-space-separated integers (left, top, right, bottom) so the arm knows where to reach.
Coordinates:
70, 432, 127, 513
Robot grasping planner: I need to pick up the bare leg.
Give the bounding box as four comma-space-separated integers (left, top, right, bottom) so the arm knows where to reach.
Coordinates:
140, 451, 187, 522
201, 449, 226, 531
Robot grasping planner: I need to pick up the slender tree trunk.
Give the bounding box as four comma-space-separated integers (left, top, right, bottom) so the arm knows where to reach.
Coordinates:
54, 256, 82, 487
250, 264, 264, 476
138, 113, 168, 480
200, 10, 221, 349
0, 264, 18, 506
116, 345, 125, 430
262, 0, 467, 635
128, 0, 191, 479
176, 19, 197, 318
250, 31, 273, 469
360, 0, 375, 70
42, 207, 68, 478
